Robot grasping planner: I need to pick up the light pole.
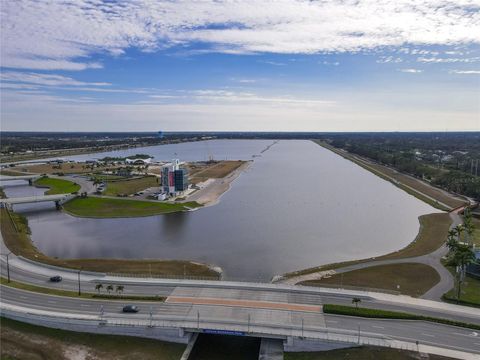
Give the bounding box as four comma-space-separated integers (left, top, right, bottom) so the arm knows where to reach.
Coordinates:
1, 252, 12, 283
77, 268, 82, 296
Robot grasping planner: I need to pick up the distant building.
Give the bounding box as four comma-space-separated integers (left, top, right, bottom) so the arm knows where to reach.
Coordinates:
126, 157, 152, 165
174, 168, 189, 192
161, 159, 188, 196
158, 131, 164, 138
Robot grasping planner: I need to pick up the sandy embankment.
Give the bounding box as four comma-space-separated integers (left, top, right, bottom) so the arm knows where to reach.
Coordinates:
186, 161, 251, 207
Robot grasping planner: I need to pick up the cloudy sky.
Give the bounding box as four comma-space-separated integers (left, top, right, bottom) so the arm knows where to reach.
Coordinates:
1, 0, 479, 132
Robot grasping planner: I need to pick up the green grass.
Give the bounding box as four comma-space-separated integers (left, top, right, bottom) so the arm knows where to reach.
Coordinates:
443, 275, 480, 307
1, 317, 185, 360
0, 277, 165, 301
285, 347, 452, 360
34, 176, 80, 195
472, 218, 480, 246
63, 196, 201, 218
322, 304, 480, 330
301, 263, 440, 297
104, 176, 159, 196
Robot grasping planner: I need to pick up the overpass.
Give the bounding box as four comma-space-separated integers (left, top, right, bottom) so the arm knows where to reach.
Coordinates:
0, 193, 74, 209
1, 246, 479, 359
0, 174, 41, 185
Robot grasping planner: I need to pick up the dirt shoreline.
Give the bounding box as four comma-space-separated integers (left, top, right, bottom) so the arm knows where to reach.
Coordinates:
184, 161, 251, 207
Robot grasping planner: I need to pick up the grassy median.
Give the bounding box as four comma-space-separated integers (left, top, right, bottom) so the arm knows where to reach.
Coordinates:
301, 263, 440, 297
0, 277, 165, 301
322, 304, 480, 330
34, 176, 80, 195
1, 317, 184, 360
0, 208, 219, 278
63, 196, 201, 218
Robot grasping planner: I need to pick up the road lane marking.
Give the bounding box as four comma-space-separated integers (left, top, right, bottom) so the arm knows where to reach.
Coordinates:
371, 325, 385, 329
19, 296, 27, 299
326, 320, 338, 323
166, 296, 322, 313
80, 304, 90, 307
47, 300, 57, 304
421, 333, 435, 338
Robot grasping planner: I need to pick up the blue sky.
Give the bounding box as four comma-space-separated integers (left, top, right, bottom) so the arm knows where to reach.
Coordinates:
1, 0, 479, 132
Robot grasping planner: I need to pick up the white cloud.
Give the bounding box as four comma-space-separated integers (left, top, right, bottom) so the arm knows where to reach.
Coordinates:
417, 56, 480, 63
449, 70, 480, 74
2, 0, 479, 70
377, 56, 403, 63
0, 71, 110, 86
398, 68, 423, 73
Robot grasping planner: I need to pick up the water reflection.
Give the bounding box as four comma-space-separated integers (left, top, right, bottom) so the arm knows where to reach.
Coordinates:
3, 140, 438, 280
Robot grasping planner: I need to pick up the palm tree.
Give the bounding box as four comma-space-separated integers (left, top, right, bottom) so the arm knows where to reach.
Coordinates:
463, 217, 474, 246
106, 284, 114, 294
116, 285, 124, 295
454, 224, 464, 243
447, 229, 457, 239
453, 245, 476, 300
352, 297, 361, 309
446, 235, 458, 252
95, 284, 103, 293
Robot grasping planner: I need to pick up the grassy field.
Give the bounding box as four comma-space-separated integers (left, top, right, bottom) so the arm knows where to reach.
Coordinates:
472, 218, 480, 246
285, 212, 451, 279
185, 160, 246, 184
104, 176, 159, 196
285, 347, 454, 360
63, 196, 200, 218
0, 317, 184, 360
315, 141, 466, 210
443, 275, 480, 307
301, 263, 440, 297
34, 176, 81, 195
0, 208, 219, 278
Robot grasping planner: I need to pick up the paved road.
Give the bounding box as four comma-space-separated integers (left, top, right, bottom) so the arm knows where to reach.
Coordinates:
2, 283, 480, 357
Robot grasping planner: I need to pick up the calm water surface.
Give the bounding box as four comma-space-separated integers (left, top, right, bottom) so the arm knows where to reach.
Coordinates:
4, 140, 438, 280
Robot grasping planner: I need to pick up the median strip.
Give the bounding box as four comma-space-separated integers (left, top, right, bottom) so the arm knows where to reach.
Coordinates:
166, 296, 322, 313
323, 304, 480, 331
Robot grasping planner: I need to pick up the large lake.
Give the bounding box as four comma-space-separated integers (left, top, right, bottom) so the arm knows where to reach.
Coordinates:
3, 140, 438, 280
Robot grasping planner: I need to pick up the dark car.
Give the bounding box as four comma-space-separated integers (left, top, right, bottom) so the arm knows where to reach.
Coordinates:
122, 305, 139, 313
49, 275, 62, 282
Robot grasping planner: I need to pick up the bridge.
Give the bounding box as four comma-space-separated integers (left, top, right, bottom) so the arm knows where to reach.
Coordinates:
0, 240, 479, 359
0, 193, 74, 209
0, 174, 41, 185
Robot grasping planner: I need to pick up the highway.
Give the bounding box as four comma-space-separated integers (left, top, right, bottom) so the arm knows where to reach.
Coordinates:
1, 230, 480, 358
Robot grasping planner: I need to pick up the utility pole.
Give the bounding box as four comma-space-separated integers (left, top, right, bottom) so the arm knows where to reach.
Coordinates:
149, 306, 153, 327
357, 324, 361, 344
301, 318, 304, 338
1, 252, 12, 283
197, 310, 200, 329
77, 268, 82, 296
247, 313, 251, 333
